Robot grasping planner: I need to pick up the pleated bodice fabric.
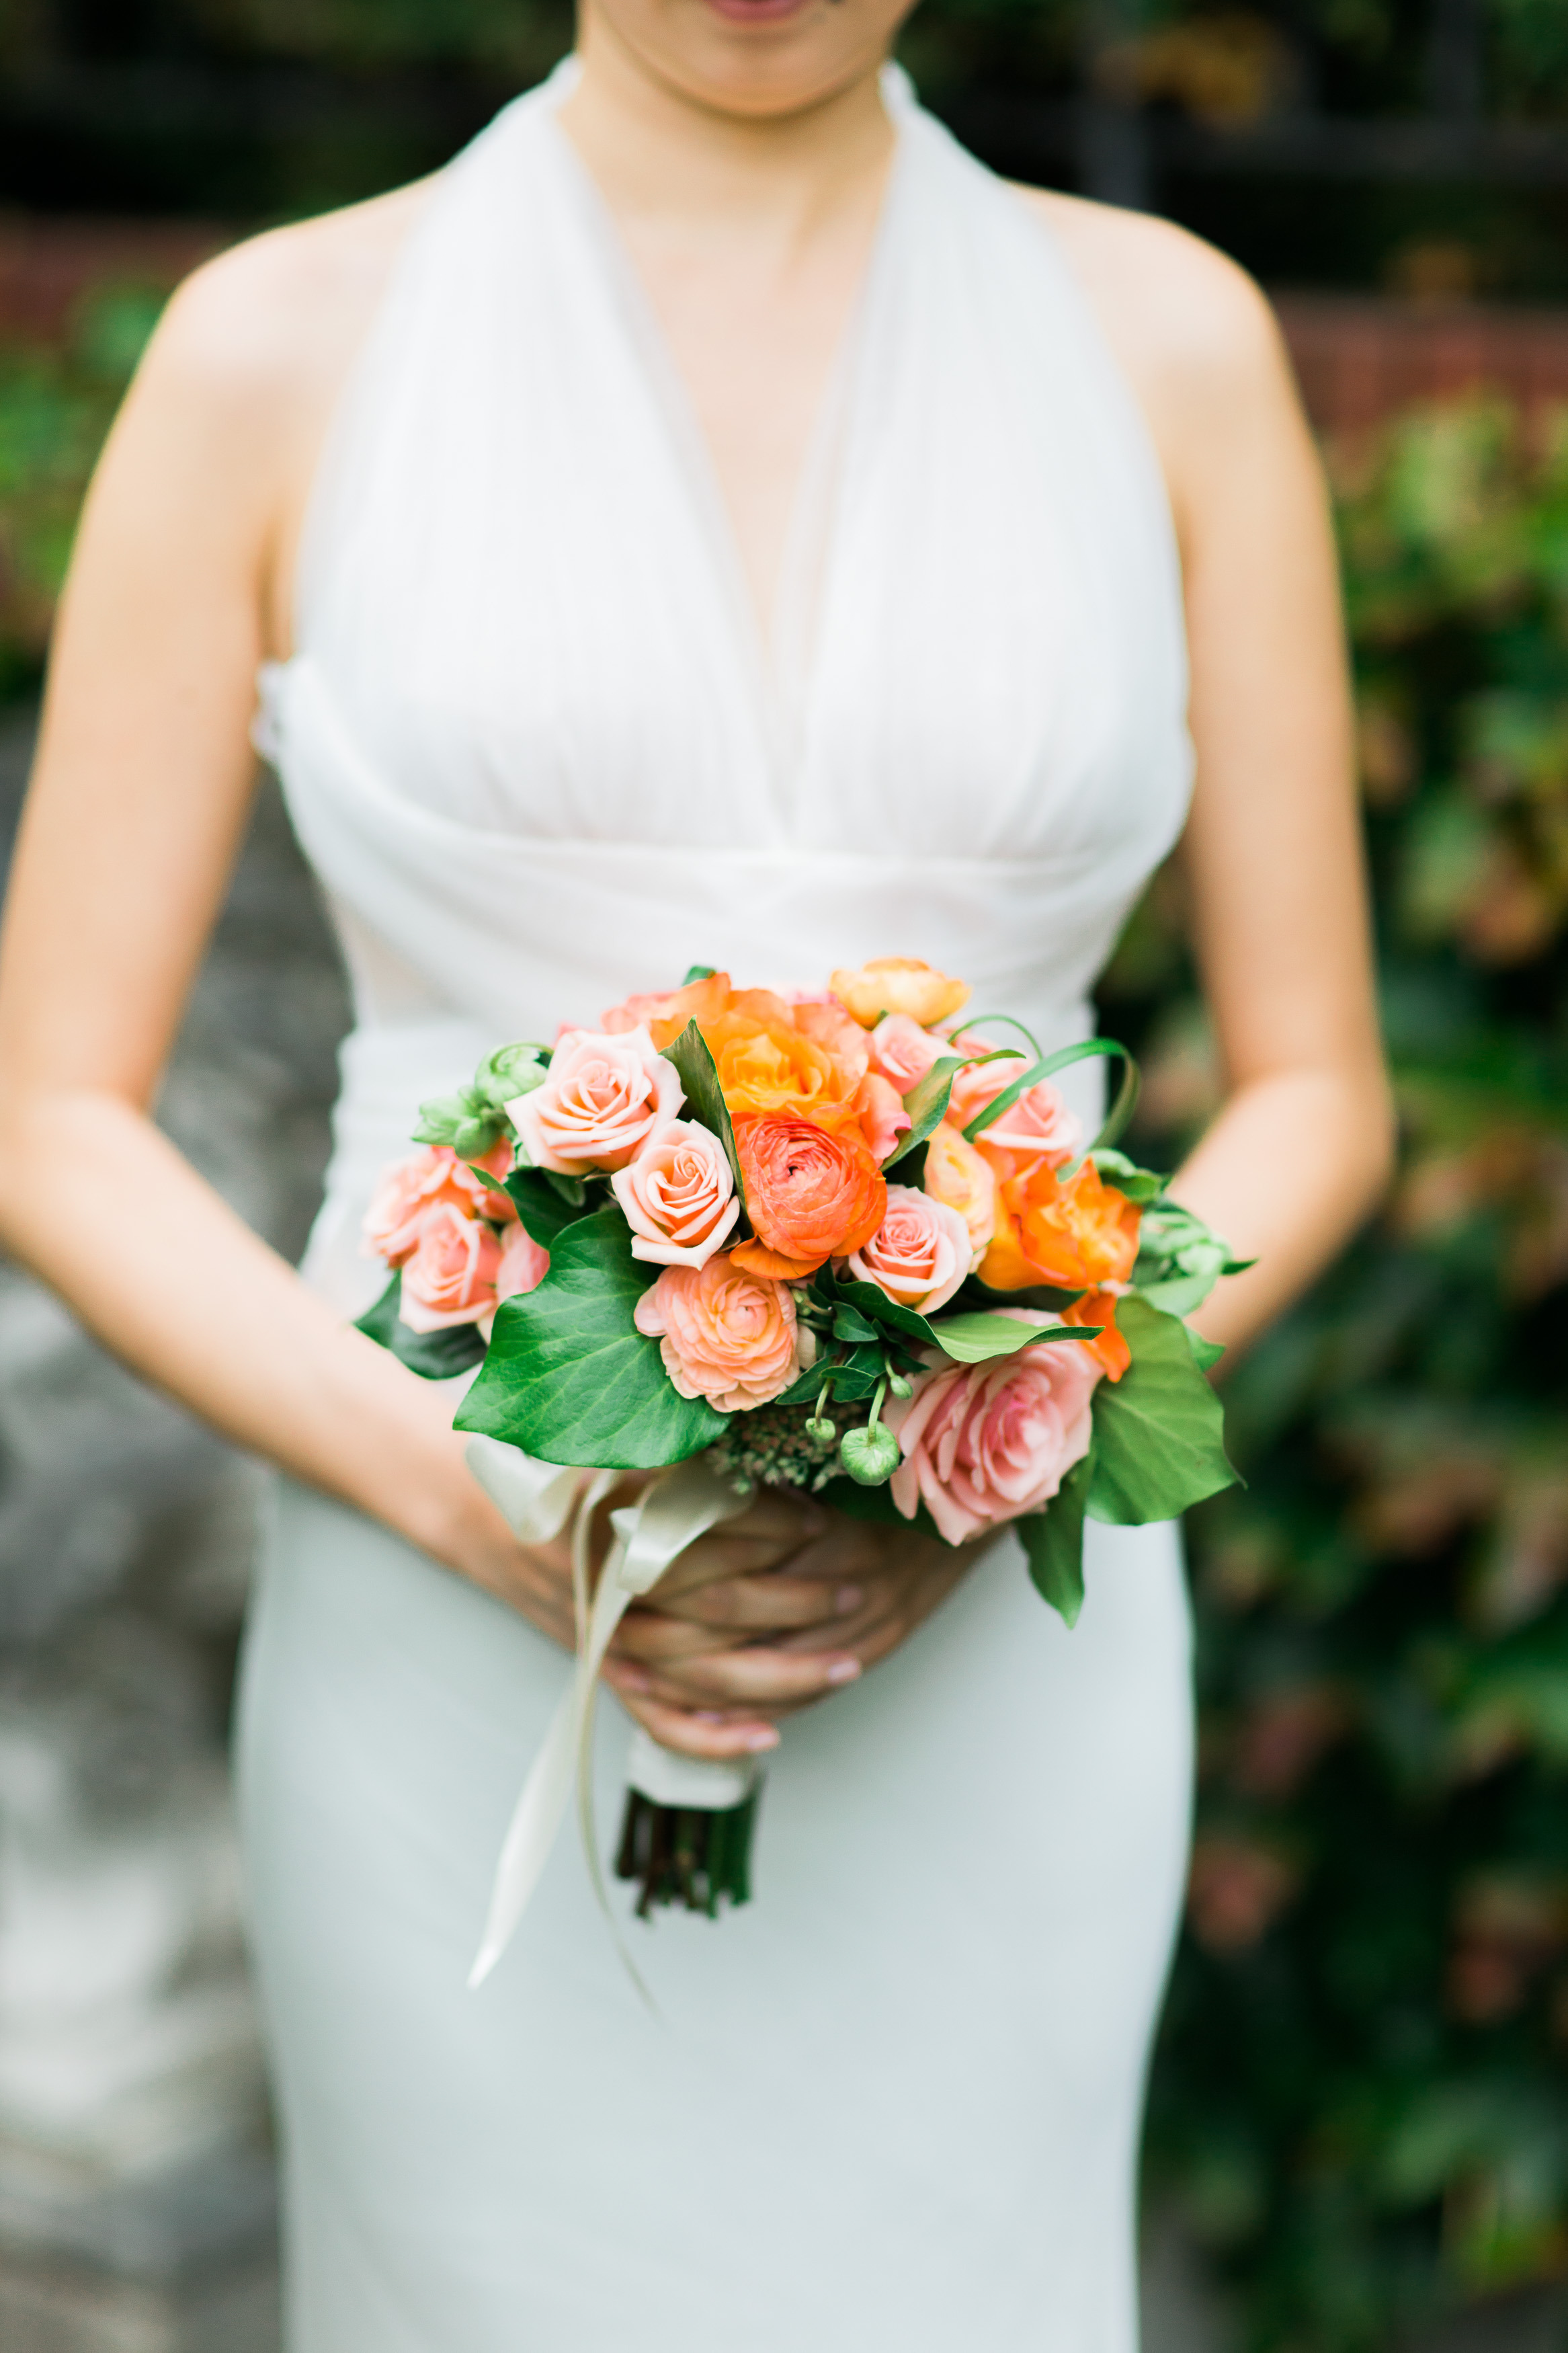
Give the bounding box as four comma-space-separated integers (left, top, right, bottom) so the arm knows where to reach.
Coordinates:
257, 62, 1192, 1308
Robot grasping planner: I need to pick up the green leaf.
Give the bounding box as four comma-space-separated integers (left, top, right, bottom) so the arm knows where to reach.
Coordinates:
665, 1020, 747, 1211
1189, 1332, 1227, 1373
1088, 1148, 1167, 1205
832, 1304, 882, 1344
682, 964, 717, 984
817, 1475, 945, 1544
454, 1207, 727, 1468
831, 1275, 1087, 1365
354, 1272, 488, 1382
884, 1055, 967, 1169
503, 1166, 597, 1249
1087, 1294, 1239, 1525
1018, 1445, 1095, 1626
928, 1311, 1092, 1363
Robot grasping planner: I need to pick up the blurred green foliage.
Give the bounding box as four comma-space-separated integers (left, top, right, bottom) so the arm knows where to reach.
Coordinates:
5, 257, 1568, 2344
0, 287, 163, 702
1104, 399, 1568, 2348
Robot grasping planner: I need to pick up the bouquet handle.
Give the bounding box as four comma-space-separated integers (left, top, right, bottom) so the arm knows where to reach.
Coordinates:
463, 1441, 751, 1988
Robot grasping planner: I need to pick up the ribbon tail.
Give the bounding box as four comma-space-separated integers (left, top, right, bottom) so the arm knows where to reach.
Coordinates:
467, 1675, 579, 1989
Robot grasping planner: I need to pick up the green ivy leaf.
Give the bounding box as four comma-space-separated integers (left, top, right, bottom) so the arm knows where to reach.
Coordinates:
665, 1020, 747, 1214
1018, 1445, 1095, 1627
884, 1055, 967, 1169
1087, 1293, 1239, 1524
454, 1207, 727, 1468
354, 1271, 488, 1382
503, 1166, 598, 1249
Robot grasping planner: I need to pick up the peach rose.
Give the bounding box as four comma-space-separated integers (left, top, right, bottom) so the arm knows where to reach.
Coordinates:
947, 1040, 1084, 1168
870, 1013, 944, 1095
399, 1201, 503, 1334
829, 958, 971, 1029
884, 1330, 1100, 1546
481, 1220, 551, 1337
790, 996, 871, 1078
510, 1027, 682, 1174
610, 1118, 740, 1268
845, 1184, 972, 1315
921, 1120, 997, 1261
733, 1115, 887, 1281
633, 1252, 807, 1412
364, 1143, 511, 1265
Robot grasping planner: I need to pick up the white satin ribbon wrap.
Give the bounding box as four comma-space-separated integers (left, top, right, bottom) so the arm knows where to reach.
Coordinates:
464, 1438, 752, 1989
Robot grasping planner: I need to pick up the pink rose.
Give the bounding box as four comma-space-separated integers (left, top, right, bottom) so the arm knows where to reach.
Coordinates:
921, 1120, 997, 1259
364, 1144, 511, 1265
398, 1202, 503, 1334
511, 1027, 682, 1175
947, 1039, 1084, 1167
854, 1072, 912, 1162
610, 1118, 741, 1268
869, 1014, 943, 1096
845, 1183, 972, 1315
600, 989, 680, 1037
884, 1330, 1100, 1545
481, 1220, 550, 1337
633, 1252, 809, 1412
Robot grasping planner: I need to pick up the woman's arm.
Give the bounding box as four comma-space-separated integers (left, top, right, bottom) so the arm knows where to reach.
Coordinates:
0, 227, 863, 1757
1034, 195, 1394, 1354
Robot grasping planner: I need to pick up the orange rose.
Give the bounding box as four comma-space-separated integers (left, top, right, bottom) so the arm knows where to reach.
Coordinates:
732, 1116, 886, 1279
1062, 1287, 1132, 1383
829, 957, 971, 1029
921, 1119, 996, 1261
979, 1159, 1141, 1294
702, 1012, 864, 1132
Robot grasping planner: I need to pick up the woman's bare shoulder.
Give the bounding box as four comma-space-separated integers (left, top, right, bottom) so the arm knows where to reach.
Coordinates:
1007, 187, 1306, 508
146, 181, 436, 421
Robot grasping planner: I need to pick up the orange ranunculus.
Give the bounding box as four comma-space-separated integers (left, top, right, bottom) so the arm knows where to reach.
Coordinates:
702, 1012, 864, 1131
829, 957, 970, 1029
733, 1115, 886, 1278
979, 1159, 1141, 1294
1062, 1287, 1132, 1383
636, 971, 737, 1051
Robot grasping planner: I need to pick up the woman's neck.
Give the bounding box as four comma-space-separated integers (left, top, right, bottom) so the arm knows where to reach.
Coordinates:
561, 14, 896, 253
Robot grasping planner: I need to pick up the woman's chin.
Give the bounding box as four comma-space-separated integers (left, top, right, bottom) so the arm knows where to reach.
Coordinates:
581, 0, 914, 121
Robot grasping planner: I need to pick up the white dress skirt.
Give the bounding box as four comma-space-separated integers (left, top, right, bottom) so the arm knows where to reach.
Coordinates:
238, 58, 1198, 2352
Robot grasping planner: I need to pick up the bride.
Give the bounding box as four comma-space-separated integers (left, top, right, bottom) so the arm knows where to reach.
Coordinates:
0, 0, 1389, 2344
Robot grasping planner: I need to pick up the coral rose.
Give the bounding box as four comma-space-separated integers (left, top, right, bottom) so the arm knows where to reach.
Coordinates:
790, 996, 872, 1078
733, 1116, 886, 1281
979, 1158, 1142, 1293
829, 958, 971, 1029
398, 1202, 503, 1334
511, 1026, 682, 1174
604, 971, 735, 1049
364, 1143, 512, 1266
870, 1013, 944, 1095
884, 1329, 1100, 1545
633, 1252, 807, 1412
610, 1118, 740, 1268
845, 1185, 972, 1315
1062, 1287, 1131, 1383
948, 1041, 1084, 1168
921, 1120, 996, 1261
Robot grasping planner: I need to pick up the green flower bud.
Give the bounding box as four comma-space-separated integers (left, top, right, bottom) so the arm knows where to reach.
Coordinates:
804, 1414, 837, 1445
474, 1042, 548, 1110
887, 1371, 913, 1398
839, 1423, 901, 1486
454, 1112, 503, 1160
411, 1091, 469, 1147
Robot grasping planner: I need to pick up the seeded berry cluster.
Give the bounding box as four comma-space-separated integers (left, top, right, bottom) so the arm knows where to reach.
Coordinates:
711, 1400, 844, 1495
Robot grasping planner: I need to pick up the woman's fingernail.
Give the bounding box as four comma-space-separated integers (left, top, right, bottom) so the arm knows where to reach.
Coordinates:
745, 1728, 780, 1752
825, 1659, 862, 1685
835, 1584, 863, 1613
693, 1710, 726, 1724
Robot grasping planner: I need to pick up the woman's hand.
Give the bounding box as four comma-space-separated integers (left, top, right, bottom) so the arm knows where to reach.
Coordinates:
602, 1505, 974, 1761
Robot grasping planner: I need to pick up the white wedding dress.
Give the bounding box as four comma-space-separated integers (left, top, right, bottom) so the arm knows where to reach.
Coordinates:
239, 59, 1196, 2353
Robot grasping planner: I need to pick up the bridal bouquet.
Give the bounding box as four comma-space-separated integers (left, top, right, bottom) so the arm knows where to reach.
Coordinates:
357, 961, 1243, 1979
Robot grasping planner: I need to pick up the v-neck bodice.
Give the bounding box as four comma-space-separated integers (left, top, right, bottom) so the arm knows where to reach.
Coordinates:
255, 59, 1193, 1312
